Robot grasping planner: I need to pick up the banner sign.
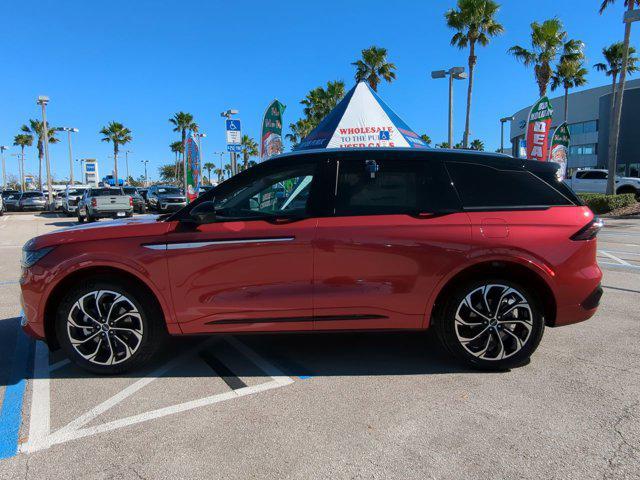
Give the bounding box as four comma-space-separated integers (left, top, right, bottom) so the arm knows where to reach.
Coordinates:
549, 122, 570, 180
525, 96, 553, 161
260, 100, 286, 160
185, 131, 201, 203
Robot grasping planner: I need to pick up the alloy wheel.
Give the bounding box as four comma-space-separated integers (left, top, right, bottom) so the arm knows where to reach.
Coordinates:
67, 290, 144, 365
454, 284, 533, 361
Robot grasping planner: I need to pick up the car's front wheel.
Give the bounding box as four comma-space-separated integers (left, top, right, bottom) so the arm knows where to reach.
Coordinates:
434, 279, 545, 371
56, 279, 166, 374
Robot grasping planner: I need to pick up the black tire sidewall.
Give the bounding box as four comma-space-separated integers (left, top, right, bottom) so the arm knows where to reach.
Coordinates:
436, 278, 545, 371
55, 279, 164, 374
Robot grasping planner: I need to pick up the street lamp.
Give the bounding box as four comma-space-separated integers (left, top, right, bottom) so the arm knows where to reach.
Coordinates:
59, 127, 79, 185
11, 153, 25, 191
500, 116, 514, 153
0, 145, 9, 189
431, 67, 467, 148
36, 95, 54, 206
220, 109, 239, 175
141, 160, 149, 187
122, 150, 133, 185
75, 158, 85, 184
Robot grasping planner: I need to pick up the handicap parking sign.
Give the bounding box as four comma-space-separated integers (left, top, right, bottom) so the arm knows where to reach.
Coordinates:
379, 131, 390, 141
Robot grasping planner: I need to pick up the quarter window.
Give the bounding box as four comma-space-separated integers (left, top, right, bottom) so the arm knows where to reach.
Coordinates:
333, 158, 459, 216
446, 162, 573, 209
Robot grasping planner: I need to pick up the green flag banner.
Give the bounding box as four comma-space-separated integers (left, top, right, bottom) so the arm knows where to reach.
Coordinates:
260, 100, 286, 160
549, 122, 570, 180
526, 96, 553, 162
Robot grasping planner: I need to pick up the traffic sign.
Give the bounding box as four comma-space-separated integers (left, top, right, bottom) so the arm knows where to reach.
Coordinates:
226, 119, 242, 145
227, 144, 242, 152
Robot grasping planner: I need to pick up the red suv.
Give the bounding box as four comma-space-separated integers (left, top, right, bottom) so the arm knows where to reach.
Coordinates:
20, 148, 603, 374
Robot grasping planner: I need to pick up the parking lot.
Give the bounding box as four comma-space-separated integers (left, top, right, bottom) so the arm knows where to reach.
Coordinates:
0, 212, 638, 480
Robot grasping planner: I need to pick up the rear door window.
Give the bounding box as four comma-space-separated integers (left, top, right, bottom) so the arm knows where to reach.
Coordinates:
445, 162, 574, 209
333, 157, 459, 216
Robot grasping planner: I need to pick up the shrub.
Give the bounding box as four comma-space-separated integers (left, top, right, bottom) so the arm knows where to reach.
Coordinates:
579, 193, 637, 214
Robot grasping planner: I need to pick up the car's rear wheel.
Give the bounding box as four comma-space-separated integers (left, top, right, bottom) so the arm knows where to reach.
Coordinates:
434, 279, 545, 370
55, 279, 166, 374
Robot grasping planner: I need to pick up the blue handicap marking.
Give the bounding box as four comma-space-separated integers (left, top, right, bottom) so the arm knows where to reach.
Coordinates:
226, 119, 241, 131
379, 131, 390, 141
0, 328, 34, 460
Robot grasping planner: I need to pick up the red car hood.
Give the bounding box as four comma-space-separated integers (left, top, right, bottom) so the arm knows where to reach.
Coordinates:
27, 215, 174, 250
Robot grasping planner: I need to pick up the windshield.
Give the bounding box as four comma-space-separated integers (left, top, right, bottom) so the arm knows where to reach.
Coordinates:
123, 188, 138, 195
90, 188, 124, 196
157, 187, 181, 195
2, 191, 19, 198
21, 192, 44, 198
67, 189, 87, 196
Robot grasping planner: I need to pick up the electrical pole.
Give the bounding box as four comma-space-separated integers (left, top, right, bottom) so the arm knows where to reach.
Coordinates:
60, 127, 78, 185
141, 160, 149, 186
124, 150, 132, 185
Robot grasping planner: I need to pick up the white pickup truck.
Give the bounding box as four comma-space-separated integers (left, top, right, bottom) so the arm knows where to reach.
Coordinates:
77, 187, 133, 222
564, 169, 640, 197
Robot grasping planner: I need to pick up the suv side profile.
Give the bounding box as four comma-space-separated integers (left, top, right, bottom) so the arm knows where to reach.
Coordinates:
20, 148, 603, 374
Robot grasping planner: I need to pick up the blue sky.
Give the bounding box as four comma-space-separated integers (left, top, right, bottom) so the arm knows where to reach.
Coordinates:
1, 0, 638, 182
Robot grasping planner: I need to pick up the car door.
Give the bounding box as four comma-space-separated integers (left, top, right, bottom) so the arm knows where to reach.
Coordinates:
313, 153, 471, 331
165, 159, 323, 334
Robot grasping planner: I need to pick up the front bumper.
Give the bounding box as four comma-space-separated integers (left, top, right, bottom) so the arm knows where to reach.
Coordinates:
159, 202, 186, 211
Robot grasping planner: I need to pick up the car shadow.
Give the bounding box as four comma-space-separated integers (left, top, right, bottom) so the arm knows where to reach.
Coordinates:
44, 220, 80, 227
0, 316, 487, 386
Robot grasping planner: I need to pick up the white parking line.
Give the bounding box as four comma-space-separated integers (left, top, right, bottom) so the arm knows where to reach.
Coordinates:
24, 342, 51, 450
20, 336, 293, 454
599, 251, 632, 266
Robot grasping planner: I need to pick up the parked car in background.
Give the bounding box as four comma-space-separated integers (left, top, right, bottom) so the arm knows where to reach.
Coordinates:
123, 187, 147, 213
77, 187, 133, 222
18, 191, 47, 211
138, 188, 149, 205
564, 169, 640, 197
20, 148, 603, 374
102, 174, 124, 186
146, 185, 186, 212
63, 187, 88, 216
0, 194, 3, 215
3, 191, 21, 211
49, 192, 64, 211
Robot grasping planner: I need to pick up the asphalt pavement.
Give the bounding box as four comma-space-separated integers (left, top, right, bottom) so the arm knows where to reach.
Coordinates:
0, 212, 638, 480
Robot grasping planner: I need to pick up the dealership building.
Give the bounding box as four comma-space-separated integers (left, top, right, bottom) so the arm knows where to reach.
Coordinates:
509, 78, 640, 177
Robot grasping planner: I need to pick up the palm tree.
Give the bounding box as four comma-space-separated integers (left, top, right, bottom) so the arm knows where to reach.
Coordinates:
436, 141, 451, 149
240, 135, 259, 170
420, 134, 432, 146
20, 120, 59, 190
13, 133, 33, 190
551, 59, 588, 121
223, 163, 233, 178
599, 1, 639, 194
470, 139, 485, 150
508, 18, 582, 97
203, 162, 215, 184
352, 46, 397, 92
214, 167, 224, 183
445, 0, 504, 148
595, 42, 639, 130
99, 122, 132, 184
170, 141, 184, 183
169, 112, 198, 183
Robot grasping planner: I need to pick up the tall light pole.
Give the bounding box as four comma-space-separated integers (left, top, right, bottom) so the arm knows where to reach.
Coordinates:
0, 145, 9, 189
59, 127, 78, 185
37, 95, 54, 206
11, 153, 25, 191
75, 158, 85, 184
123, 150, 132, 185
500, 116, 514, 154
141, 160, 149, 186
220, 109, 239, 175
431, 67, 467, 148
211, 151, 225, 183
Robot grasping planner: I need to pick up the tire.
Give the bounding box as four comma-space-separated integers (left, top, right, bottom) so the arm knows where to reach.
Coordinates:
433, 278, 545, 371
77, 212, 85, 223
55, 278, 167, 374
87, 214, 96, 223
139, 205, 146, 214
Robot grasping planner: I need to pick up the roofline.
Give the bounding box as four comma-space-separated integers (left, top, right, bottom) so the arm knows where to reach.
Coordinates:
270, 147, 513, 160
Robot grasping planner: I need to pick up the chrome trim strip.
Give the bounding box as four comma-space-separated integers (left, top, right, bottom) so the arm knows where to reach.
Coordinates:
143, 237, 295, 251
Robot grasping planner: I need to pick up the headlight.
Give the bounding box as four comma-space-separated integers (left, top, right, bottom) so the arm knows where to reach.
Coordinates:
21, 246, 55, 268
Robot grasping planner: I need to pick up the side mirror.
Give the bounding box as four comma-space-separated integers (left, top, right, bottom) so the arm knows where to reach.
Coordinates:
189, 201, 217, 224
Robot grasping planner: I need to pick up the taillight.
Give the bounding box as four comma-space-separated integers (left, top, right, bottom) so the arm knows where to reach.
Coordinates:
129, 196, 133, 206
91, 198, 97, 207
571, 217, 604, 241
